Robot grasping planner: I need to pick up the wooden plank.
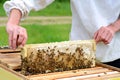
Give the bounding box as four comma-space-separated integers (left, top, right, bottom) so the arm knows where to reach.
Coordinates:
0, 64, 27, 80
57, 71, 120, 80
96, 62, 120, 72
0, 48, 21, 53
0, 67, 21, 80
28, 67, 111, 80
109, 77, 120, 80
82, 73, 120, 80
0, 53, 21, 70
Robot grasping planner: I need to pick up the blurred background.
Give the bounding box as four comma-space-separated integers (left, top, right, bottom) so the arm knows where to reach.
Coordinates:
0, 0, 72, 46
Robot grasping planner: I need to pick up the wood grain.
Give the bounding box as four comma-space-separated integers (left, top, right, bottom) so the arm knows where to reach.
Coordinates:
0, 64, 27, 80
28, 68, 111, 80
0, 53, 21, 70
0, 48, 21, 53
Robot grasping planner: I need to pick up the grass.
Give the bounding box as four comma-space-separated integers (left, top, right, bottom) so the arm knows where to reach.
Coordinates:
0, 1, 71, 46
0, 3, 6, 16
0, 24, 71, 46
0, 1, 71, 16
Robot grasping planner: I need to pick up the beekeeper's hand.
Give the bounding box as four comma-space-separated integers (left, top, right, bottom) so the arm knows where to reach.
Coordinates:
6, 24, 27, 49
94, 26, 115, 44
94, 19, 120, 44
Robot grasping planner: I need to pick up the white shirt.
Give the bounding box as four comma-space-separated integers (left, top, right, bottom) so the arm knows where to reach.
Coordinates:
4, 0, 120, 62
3, 0, 54, 19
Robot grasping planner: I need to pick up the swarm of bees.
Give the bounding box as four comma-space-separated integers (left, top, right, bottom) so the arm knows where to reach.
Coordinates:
21, 40, 96, 75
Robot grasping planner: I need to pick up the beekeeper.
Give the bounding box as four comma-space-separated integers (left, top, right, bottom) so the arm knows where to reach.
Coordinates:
3, 0, 120, 68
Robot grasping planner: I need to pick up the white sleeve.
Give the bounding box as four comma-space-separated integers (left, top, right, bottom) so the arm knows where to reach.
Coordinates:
3, 0, 54, 19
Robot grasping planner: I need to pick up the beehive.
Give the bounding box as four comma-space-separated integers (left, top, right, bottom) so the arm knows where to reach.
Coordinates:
0, 45, 120, 80
21, 40, 96, 75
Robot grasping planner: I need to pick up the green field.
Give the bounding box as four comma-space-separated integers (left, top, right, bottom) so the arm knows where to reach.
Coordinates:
0, 24, 71, 46
0, 1, 71, 46
0, 3, 6, 16
0, 1, 71, 16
